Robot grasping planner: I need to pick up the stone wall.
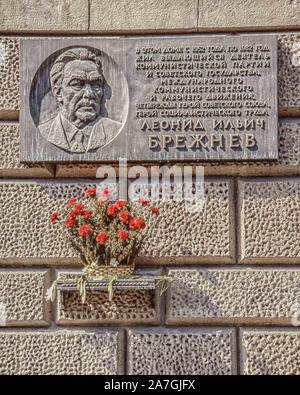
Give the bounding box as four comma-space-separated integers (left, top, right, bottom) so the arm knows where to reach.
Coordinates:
0, 0, 299, 375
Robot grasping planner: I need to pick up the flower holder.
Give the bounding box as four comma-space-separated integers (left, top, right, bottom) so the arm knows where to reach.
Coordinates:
49, 273, 174, 303
57, 278, 156, 291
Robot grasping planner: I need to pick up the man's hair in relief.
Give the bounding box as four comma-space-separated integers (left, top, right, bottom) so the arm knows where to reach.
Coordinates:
50, 47, 103, 98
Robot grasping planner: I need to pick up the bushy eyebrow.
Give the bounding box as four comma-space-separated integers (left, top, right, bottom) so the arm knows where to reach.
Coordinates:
89, 76, 104, 82
64, 70, 86, 80
64, 71, 103, 84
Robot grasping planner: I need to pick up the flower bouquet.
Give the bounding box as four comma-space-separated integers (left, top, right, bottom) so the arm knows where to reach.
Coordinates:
48, 187, 174, 302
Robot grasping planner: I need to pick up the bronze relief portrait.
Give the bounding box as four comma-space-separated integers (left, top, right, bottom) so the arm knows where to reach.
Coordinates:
39, 47, 122, 153
28, 45, 128, 156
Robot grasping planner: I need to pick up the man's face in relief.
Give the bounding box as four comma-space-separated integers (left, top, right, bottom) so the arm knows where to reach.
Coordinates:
58, 59, 104, 127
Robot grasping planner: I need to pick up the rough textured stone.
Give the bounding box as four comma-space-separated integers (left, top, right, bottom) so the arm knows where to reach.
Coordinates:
56, 120, 300, 177
166, 268, 300, 325
239, 179, 300, 263
277, 120, 300, 167
0, 330, 122, 375
0, 0, 88, 32
138, 179, 235, 263
128, 328, 236, 375
0, 270, 50, 326
241, 329, 300, 375
278, 34, 300, 115
0, 123, 54, 177
0, 180, 95, 263
199, 1, 300, 30
0, 179, 234, 264
0, 38, 18, 118
56, 268, 161, 325
90, 0, 198, 32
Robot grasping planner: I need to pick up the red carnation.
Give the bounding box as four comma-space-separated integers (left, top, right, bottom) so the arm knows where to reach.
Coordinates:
117, 229, 128, 241
82, 210, 93, 220
50, 212, 59, 224
129, 217, 146, 229
68, 198, 77, 207
78, 224, 91, 236
118, 210, 131, 223
97, 196, 108, 204
107, 204, 118, 216
85, 187, 96, 197
65, 217, 76, 227
136, 217, 146, 229
116, 199, 126, 208
150, 206, 159, 216
96, 232, 109, 245
68, 209, 77, 218
102, 188, 111, 195
128, 218, 137, 229
74, 203, 85, 214
138, 197, 149, 206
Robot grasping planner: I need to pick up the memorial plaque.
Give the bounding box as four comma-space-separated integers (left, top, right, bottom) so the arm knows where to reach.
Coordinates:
20, 35, 278, 162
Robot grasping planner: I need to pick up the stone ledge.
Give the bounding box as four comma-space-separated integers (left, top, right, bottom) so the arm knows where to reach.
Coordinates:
240, 328, 300, 375
127, 327, 236, 375
1, 1, 298, 34
0, 0, 89, 32
0, 329, 123, 375
166, 268, 300, 325
55, 268, 162, 326
199, 1, 300, 31
238, 178, 300, 263
89, 0, 198, 33
0, 269, 51, 326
